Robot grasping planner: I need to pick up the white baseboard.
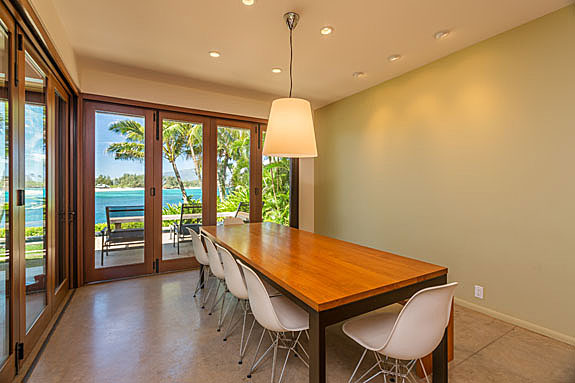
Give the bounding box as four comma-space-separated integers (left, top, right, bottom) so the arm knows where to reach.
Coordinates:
454, 298, 575, 346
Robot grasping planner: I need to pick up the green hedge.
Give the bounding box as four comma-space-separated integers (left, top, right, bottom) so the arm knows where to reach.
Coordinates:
0, 226, 45, 238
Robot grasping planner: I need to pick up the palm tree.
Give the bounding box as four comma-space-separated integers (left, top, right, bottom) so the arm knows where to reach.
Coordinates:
181, 123, 203, 184
216, 128, 250, 201
106, 120, 190, 202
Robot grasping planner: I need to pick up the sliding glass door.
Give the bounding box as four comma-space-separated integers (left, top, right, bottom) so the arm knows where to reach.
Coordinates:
261, 129, 291, 226
84, 102, 155, 282
155, 111, 209, 272
22, 49, 48, 337
83, 105, 268, 280
216, 121, 252, 222
0, 4, 75, 379
0, 9, 14, 380
52, 83, 70, 309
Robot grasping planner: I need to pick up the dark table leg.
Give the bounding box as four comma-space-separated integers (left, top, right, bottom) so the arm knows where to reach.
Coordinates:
432, 328, 448, 382
309, 311, 326, 383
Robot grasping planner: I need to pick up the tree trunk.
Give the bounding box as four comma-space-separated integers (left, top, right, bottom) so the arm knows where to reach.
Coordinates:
217, 154, 229, 201
170, 160, 189, 203
189, 146, 202, 183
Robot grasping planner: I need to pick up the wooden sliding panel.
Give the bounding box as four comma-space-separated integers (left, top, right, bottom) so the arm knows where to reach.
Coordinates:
204, 119, 217, 226
17, 37, 53, 360
155, 111, 208, 272
250, 124, 263, 223
260, 124, 294, 227
83, 101, 155, 282
213, 119, 258, 223
0, 7, 17, 380
51, 79, 70, 309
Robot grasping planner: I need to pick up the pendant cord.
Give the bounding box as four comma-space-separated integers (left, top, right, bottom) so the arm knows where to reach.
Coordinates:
289, 27, 293, 98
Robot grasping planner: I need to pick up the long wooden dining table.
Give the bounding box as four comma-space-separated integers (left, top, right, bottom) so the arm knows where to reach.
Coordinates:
201, 222, 449, 383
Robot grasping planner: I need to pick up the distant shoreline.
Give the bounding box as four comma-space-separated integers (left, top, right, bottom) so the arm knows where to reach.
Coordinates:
95, 187, 201, 192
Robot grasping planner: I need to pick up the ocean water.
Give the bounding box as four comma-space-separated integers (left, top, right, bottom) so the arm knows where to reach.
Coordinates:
94, 188, 202, 224
6, 188, 204, 227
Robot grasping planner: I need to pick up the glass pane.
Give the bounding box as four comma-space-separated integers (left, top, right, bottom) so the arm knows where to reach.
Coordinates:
217, 126, 250, 222
55, 92, 67, 287
94, 112, 146, 269
0, 25, 9, 363
24, 53, 47, 331
161, 119, 202, 260
262, 132, 290, 225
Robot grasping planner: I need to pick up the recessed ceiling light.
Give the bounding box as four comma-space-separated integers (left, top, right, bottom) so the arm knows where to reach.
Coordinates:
320, 26, 334, 35
388, 54, 401, 62
242, 0, 255, 5
272, 68, 282, 74
353, 72, 366, 79
434, 30, 450, 40
209, 51, 221, 58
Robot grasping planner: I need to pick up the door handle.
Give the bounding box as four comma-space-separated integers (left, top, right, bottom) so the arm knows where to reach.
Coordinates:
16, 190, 25, 206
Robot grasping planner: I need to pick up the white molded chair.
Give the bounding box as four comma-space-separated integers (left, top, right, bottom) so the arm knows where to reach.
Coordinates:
223, 217, 245, 225
189, 229, 210, 301
204, 235, 229, 330
342, 282, 458, 383
218, 245, 256, 364
237, 260, 309, 383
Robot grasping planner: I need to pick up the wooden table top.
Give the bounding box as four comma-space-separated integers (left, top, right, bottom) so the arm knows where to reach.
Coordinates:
201, 222, 447, 312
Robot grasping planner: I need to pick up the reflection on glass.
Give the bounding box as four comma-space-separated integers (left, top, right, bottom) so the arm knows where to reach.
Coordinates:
55, 92, 67, 288
94, 112, 146, 269
24, 52, 47, 331
217, 126, 250, 222
262, 132, 290, 226
161, 120, 203, 259
0, 25, 10, 363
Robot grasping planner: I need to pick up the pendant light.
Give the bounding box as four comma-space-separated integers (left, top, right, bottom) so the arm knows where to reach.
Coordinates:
263, 12, 318, 158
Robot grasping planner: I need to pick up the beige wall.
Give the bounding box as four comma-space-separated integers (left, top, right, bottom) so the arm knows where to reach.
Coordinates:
315, 6, 575, 343
78, 60, 272, 119
29, 0, 79, 85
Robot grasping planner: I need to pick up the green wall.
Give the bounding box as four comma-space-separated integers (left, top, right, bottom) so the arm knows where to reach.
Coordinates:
314, 6, 575, 342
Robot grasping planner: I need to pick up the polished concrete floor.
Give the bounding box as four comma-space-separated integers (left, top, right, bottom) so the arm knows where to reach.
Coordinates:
25, 271, 575, 383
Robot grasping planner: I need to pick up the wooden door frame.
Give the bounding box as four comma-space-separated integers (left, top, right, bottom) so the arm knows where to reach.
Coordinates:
0, 4, 17, 380
17, 36, 53, 360
212, 118, 261, 224
50, 79, 70, 309
82, 101, 155, 282
155, 111, 208, 272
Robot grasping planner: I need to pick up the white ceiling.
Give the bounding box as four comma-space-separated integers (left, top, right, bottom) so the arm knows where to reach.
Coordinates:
53, 0, 571, 108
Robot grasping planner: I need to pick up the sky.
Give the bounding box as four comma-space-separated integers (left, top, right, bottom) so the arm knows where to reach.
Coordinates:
95, 112, 200, 180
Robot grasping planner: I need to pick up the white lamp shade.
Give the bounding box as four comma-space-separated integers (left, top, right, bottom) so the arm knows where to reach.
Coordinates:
263, 98, 318, 158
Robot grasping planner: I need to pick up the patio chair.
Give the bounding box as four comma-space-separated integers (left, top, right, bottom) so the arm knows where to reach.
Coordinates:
234, 201, 250, 222
100, 205, 145, 266
172, 203, 202, 254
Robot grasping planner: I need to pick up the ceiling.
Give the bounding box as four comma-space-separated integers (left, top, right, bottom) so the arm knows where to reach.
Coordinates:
52, 0, 571, 108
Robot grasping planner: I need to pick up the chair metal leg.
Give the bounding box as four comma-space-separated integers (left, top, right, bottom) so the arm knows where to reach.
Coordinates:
349, 349, 368, 383
201, 275, 215, 309
419, 358, 430, 383
270, 332, 279, 383
239, 310, 256, 364
217, 291, 231, 331
193, 273, 205, 297
277, 331, 304, 383
208, 280, 222, 315
350, 351, 382, 383
222, 299, 241, 341
248, 329, 269, 378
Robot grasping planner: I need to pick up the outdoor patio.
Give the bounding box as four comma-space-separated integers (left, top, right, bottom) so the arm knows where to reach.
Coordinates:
94, 231, 194, 268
